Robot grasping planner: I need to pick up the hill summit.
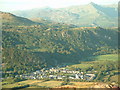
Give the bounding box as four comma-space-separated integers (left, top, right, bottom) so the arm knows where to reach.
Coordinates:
0, 11, 38, 25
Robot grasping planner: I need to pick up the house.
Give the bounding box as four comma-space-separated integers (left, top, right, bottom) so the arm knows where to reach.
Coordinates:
40, 76, 43, 79
57, 76, 63, 79
79, 75, 84, 79
33, 72, 37, 74
75, 74, 79, 79
85, 74, 95, 80
69, 77, 75, 79
36, 70, 41, 74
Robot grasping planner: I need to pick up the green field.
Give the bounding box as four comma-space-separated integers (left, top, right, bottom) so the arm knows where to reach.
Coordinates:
67, 54, 118, 69
89, 54, 118, 61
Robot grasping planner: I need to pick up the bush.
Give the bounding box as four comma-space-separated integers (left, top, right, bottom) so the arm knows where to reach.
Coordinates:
61, 81, 68, 86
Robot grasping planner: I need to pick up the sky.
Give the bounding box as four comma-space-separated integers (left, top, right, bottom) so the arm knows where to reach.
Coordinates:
0, 0, 119, 12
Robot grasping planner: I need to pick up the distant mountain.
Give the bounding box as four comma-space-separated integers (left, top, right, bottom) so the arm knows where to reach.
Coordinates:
0, 11, 39, 25
11, 3, 118, 27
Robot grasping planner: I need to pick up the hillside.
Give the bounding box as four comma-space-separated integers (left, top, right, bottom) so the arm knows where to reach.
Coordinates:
0, 11, 39, 26
65, 54, 119, 84
2, 12, 118, 77
11, 2, 118, 27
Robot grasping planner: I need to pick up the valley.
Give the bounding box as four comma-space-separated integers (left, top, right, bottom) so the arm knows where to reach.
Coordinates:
2, 54, 119, 88
1, 2, 119, 88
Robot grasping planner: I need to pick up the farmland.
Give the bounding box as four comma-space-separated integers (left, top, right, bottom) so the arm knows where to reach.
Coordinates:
2, 80, 111, 88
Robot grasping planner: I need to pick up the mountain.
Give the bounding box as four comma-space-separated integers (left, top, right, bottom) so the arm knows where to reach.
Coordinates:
11, 3, 118, 27
0, 11, 39, 25
2, 12, 118, 78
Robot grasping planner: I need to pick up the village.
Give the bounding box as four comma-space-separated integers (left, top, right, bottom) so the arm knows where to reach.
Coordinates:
15, 67, 96, 81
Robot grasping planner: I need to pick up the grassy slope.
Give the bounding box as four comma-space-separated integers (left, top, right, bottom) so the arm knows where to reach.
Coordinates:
67, 54, 118, 69
66, 54, 119, 85
89, 54, 118, 61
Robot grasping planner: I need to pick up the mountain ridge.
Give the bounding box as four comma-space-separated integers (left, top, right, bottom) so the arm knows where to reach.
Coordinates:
11, 3, 118, 27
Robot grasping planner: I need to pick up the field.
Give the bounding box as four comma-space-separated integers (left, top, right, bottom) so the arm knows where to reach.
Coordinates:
56, 82, 110, 88
67, 54, 118, 70
89, 54, 118, 61
2, 79, 63, 88
30, 81, 63, 88
2, 80, 110, 88
2, 80, 43, 88
70, 82, 95, 88
67, 63, 93, 69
